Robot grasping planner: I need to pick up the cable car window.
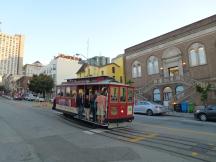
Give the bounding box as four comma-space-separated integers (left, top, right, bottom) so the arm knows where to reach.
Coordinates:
66, 87, 71, 96
57, 87, 61, 96
110, 87, 118, 102
61, 87, 66, 96
120, 87, 126, 102
128, 88, 133, 102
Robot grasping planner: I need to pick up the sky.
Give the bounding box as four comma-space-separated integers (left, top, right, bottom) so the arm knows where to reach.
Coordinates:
0, 0, 216, 65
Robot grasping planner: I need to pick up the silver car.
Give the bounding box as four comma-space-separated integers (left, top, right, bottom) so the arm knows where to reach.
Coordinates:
134, 101, 168, 116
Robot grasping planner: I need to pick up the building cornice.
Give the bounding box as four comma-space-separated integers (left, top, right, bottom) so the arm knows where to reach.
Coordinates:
126, 26, 216, 60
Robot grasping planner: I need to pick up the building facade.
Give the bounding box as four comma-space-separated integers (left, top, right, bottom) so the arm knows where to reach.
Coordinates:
125, 15, 216, 107
23, 61, 44, 76
40, 54, 82, 85
0, 33, 25, 82
16, 76, 31, 94
77, 54, 125, 83
112, 54, 125, 83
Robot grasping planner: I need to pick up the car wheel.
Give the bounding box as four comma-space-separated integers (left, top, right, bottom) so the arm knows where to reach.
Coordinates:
199, 114, 207, 121
147, 109, 153, 116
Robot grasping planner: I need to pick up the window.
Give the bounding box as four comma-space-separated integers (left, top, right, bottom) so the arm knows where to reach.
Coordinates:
132, 61, 142, 78
120, 87, 126, 102
198, 47, 206, 65
112, 67, 115, 73
120, 76, 123, 83
128, 88, 133, 102
88, 69, 90, 76
189, 43, 207, 67
110, 87, 118, 102
132, 65, 137, 78
101, 70, 104, 75
153, 89, 161, 101
163, 87, 172, 101
138, 101, 150, 106
66, 87, 71, 96
147, 56, 159, 75
176, 85, 184, 99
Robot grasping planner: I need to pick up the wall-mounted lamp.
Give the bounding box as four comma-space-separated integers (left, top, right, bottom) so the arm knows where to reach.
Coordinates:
182, 62, 186, 65
160, 67, 164, 70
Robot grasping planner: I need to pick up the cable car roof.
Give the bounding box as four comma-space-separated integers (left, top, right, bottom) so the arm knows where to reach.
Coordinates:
57, 76, 133, 87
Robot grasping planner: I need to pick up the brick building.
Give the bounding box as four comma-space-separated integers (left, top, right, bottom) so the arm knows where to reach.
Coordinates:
124, 15, 216, 107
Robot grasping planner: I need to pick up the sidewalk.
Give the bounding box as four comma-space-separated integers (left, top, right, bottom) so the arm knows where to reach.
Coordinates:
166, 111, 194, 118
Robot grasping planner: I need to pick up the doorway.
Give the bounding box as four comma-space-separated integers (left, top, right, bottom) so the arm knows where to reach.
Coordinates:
168, 66, 179, 77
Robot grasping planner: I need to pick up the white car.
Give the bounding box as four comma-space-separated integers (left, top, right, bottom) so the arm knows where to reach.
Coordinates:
134, 101, 168, 116
25, 95, 37, 101
24, 94, 37, 101
35, 97, 45, 102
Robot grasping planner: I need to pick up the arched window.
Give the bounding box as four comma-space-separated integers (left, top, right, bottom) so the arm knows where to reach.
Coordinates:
153, 89, 161, 102
176, 85, 184, 99
132, 61, 142, 78
188, 43, 207, 67
163, 87, 172, 101
147, 56, 159, 75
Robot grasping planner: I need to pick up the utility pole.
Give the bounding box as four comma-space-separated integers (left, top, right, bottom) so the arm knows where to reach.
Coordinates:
86, 39, 89, 61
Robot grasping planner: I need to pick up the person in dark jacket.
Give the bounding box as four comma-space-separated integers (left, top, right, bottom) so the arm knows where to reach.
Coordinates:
76, 93, 84, 119
84, 94, 90, 120
90, 90, 97, 122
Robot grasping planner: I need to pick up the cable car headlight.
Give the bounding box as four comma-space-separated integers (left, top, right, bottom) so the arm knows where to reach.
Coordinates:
121, 109, 124, 113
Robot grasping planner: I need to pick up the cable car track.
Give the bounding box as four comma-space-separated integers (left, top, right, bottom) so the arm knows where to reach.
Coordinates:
60, 114, 216, 162
103, 128, 216, 162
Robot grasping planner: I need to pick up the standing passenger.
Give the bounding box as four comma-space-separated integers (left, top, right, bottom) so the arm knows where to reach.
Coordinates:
96, 92, 106, 124
84, 94, 90, 120
90, 90, 97, 122
76, 93, 84, 119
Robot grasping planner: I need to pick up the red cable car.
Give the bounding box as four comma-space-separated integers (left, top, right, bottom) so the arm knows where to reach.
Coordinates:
52, 76, 134, 128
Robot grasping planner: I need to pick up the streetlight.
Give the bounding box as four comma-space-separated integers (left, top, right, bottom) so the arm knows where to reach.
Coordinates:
75, 53, 90, 77
75, 53, 88, 64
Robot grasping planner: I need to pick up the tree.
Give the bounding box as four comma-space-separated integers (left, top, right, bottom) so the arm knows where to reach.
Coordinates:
196, 83, 211, 108
28, 74, 54, 98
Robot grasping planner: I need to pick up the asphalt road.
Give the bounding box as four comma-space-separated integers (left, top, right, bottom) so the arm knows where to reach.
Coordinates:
0, 97, 215, 162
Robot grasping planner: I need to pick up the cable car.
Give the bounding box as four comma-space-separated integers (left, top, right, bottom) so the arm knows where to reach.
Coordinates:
52, 76, 134, 128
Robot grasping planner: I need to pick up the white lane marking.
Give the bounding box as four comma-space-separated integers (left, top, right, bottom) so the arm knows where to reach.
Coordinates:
83, 131, 95, 135
89, 129, 106, 133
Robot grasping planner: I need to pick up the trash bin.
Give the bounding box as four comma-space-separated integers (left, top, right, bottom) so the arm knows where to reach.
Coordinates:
188, 102, 195, 113
181, 101, 188, 112
174, 104, 181, 112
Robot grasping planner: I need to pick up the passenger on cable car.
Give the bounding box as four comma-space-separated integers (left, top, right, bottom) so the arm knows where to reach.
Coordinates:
84, 94, 90, 120
90, 90, 97, 122
76, 93, 84, 119
96, 91, 106, 124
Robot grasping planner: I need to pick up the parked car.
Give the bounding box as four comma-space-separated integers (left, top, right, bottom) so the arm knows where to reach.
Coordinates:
194, 105, 216, 121
134, 101, 168, 116
24, 94, 37, 101
35, 96, 45, 102
13, 95, 23, 100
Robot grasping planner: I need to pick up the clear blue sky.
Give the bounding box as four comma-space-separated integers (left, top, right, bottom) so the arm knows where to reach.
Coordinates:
1, 0, 216, 65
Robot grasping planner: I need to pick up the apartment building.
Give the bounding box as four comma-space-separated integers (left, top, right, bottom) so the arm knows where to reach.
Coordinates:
40, 54, 82, 85
23, 61, 44, 76
87, 56, 110, 66
125, 15, 216, 106
0, 33, 24, 82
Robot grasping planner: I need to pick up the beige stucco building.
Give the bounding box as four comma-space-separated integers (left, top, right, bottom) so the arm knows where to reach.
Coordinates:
23, 61, 44, 77
125, 15, 216, 107
0, 32, 24, 82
